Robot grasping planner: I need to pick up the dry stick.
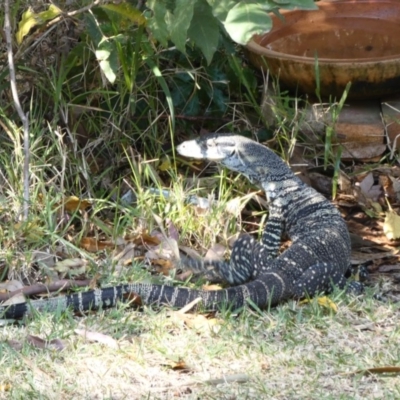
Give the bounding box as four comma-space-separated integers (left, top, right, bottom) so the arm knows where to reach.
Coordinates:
0, 279, 92, 301
4, 0, 30, 221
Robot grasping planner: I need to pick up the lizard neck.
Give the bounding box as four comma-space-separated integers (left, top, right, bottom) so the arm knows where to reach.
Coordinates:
262, 178, 303, 203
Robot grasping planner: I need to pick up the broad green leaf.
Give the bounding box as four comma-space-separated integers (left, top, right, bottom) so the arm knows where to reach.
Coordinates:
166, 0, 196, 53
207, 0, 237, 21
147, 0, 169, 46
101, 3, 146, 25
273, 0, 317, 9
84, 13, 104, 47
187, 0, 220, 64
96, 39, 118, 83
170, 74, 200, 115
16, 4, 62, 44
225, 2, 272, 45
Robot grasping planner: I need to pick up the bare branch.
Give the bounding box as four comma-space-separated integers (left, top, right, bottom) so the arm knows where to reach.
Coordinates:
4, 0, 30, 220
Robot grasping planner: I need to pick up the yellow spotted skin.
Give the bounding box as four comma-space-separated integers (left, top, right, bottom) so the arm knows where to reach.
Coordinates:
0, 134, 362, 319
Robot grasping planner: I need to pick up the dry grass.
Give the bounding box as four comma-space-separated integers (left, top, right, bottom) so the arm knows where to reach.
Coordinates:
2, 281, 400, 399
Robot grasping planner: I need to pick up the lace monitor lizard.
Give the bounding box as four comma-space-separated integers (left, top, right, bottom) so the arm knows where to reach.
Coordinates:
0, 134, 361, 319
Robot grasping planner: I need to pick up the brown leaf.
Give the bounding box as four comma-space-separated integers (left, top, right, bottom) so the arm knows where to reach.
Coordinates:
378, 264, 400, 272
74, 329, 119, 349
27, 335, 65, 351
6, 339, 23, 351
351, 250, 397, 264
167, 219, 179, 241
175, 270, 195, 281
80, 237, 115, 252
123, 292, 142, 306
2, 293, 26, 306
63, 196, 92, 212
162, 359, 190, 371
204, 244, 226, 261
151, 258, 174, 275
359, 173, 374, 196
379, 175, 398, 203
128, 232, 161, 246
0, 383, 12, 392
145, 238, 179, 264
0, 280, 24, 293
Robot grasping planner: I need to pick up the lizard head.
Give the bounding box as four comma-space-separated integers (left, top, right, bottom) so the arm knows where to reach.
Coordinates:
176, 134, 238, 162
177, 133, 294, 188
177, 134, 267, 179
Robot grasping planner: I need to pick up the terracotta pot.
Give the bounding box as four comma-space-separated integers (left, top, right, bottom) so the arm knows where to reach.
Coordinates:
246, 0, 400, 99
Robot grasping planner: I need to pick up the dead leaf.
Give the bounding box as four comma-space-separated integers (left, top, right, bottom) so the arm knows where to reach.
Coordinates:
63, 196, 92, 212
299, 296, 338, 312
151, 258, 174, 275
172, 309, 220, 334
130, 232, 161, 246
205, 374, 249, 385
0, 280, 24, 293
167, 219, 179, 241
225, 192, 256, 215
122, 292, 142, 306
74, 328, 119, 349
2, 293, 26, 306
27, 335, 65, 351
112, 243, 137, 270
53, 258, 87, 277
389, 176, 400, 202
158, 156, 172, 171
383, 210, 400, 240
13, 220, 44, 241
380, 175, 399, 203
204, 244, 226, 262
6, 339, 23, 351
225, 197, 244, 215
202, 284, 223, 291
145, 238, 180, 264
80, 237, 115, 252
152, 214, 180, 260
179, 245, 203, 260
184, 314, 220, 333
162, 357, 190, 371
378, 264, 400, 272
359, 173, 374, 196
32, 251, 56, 269
351, 250, 397, 264
0, 383, 11, 392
